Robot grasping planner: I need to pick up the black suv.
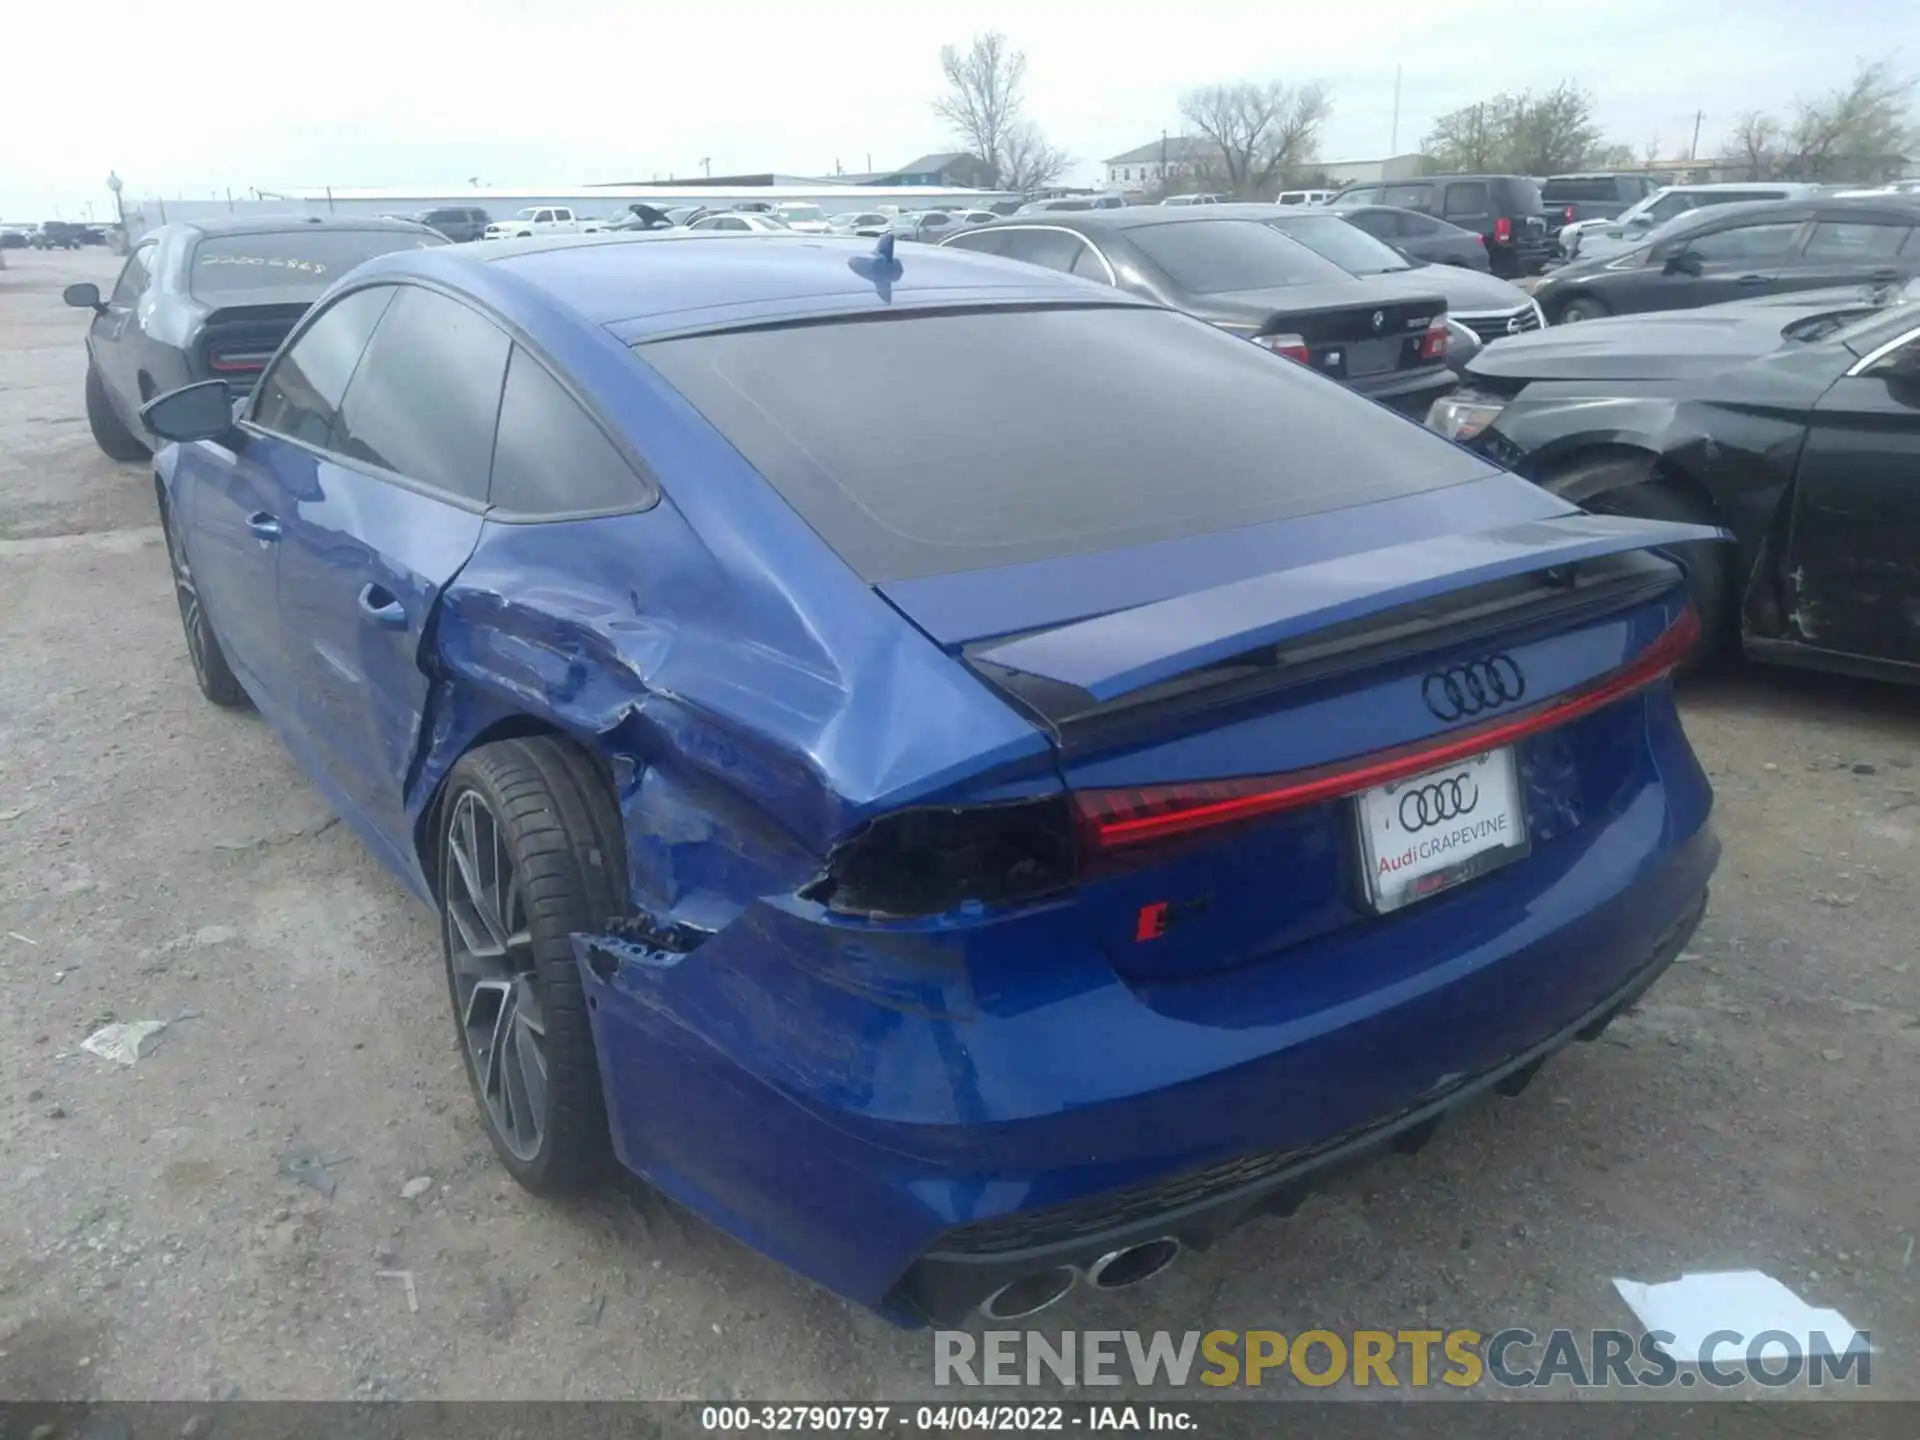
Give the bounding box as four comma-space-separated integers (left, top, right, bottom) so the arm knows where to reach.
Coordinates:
1331, 175, 1550, 277
411, 206, 491, 242
1541, 173, 1661, 230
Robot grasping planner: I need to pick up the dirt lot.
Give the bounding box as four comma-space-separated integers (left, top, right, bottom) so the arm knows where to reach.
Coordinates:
1, 247, 1916, 1404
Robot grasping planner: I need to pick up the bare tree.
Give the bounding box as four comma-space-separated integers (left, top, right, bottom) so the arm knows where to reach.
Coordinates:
1000, 121, 1071, 192
1719, 110, 1782, 180
932, 31, 1071, 192
1423, 99, 1510, 173
932, 32, 1026, 187
1783, 59, 1917, 180
1642, 133, 1663, 166
1425, 84, 1605, 174
1179, 80, 1332, 197
1504, 83, 1606, 175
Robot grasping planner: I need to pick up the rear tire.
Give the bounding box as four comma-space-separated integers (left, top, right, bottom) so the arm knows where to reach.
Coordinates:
1556, 295, 1611, 324
437, 737, 621, 1196
86, 363, 148, 462
1567, 465, 1733, 669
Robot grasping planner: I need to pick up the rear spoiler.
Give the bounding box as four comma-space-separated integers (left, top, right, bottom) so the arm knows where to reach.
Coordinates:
974, 514, 1728, 703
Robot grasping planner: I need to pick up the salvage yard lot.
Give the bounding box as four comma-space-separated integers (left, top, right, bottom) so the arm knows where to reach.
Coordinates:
2, 248, 1917, 1402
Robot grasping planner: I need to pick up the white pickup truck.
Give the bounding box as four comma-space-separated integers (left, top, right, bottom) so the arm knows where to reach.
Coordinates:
482, 206, 602, 241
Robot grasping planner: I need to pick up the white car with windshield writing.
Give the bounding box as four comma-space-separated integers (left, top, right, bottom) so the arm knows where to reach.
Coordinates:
482, 207, 602, 241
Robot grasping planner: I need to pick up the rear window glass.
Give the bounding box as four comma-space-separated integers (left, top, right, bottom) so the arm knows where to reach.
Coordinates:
638, 307, 1497, 582
189, 229, 444, 296
1542, 178, 1622, 204
1500, 178, 1545, 214
1125, 220, 1354, 294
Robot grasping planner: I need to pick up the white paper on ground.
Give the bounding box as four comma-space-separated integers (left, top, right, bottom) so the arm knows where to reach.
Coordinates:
1612, 1270, 1873, 1363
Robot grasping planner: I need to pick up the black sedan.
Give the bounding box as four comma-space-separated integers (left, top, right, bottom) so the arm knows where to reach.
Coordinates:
1429, 280, 1920, 681
1252, 207, 1542, 353
940, 209, 1453, 416
1334, 204, 1491, 271
64, 215, 444, 461
1532, 195, 1920, 325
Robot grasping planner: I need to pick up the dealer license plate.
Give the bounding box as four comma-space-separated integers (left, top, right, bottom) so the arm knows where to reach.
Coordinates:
1355, 748, 1529, 913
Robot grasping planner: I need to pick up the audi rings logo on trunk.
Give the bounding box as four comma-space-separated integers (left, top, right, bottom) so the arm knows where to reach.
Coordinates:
1423, 655, 1526, 721
1399, 774, 1480, 832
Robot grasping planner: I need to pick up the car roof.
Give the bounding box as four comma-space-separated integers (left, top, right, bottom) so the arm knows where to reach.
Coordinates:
348, 230, 1145, 335
970, 206, 1280, 235
1663, 180, 1823, 193
1662, 194, 1920, 231
173, 214, 440, 239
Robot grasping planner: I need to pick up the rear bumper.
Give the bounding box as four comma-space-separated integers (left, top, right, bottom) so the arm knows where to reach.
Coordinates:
578, 774, 1718, 1324
1351, 363, 1457, 417
900, 886, 1706, 1323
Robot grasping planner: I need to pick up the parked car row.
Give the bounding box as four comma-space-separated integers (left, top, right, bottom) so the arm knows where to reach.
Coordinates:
1, 220, 110, 249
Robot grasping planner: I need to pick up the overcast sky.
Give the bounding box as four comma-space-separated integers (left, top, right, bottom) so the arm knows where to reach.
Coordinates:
1, 0, 1909, 219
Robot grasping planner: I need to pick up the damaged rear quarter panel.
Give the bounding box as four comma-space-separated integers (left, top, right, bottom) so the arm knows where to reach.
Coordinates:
406, 341, 1059, 1098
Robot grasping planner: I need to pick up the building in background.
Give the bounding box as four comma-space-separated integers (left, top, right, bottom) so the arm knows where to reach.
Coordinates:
1320, 154, 1431, 186
1103, 137, 1219, 193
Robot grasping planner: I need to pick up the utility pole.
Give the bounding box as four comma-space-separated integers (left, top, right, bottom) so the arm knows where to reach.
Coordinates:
700, 156, 711, 178
1391, 65, 1402, 154
1160, 128, 1168, 190
1690, 110, 1703, 160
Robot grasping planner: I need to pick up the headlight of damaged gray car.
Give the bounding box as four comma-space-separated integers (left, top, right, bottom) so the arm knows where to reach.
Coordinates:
1426, 391, 1506, 442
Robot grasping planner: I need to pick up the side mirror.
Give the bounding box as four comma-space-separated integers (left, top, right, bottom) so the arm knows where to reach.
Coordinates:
63, 282, 105, 314
140, 380, 236, 444
1663, 250, 1704, 277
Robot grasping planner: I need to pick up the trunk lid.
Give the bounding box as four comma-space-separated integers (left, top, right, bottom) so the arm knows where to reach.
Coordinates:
881, 509, 1722, 982
1199, 284, 1446, 381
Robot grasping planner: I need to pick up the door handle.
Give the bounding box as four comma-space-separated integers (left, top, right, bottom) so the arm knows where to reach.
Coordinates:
1869, 269, 1901, 285
357, 583, 408, 630
1736, 274, 1767, 285
247, 512, 281, 541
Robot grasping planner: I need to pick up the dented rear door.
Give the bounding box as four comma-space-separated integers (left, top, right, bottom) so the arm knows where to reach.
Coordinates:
1782, 338, 1920, 664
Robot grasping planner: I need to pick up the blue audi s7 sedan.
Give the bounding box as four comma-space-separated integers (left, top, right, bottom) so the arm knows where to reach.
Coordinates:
139, 230, 1721, 1325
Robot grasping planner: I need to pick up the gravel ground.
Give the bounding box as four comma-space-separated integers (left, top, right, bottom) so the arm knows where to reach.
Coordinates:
1, 248, 1915, 1406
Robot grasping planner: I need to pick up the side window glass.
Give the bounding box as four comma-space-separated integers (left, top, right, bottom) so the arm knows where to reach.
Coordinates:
1443, 181, 1489, 217
1002, 230, 1089, 273
110, 244, 156, 305
944, 230, 1010, 257
1382, 184, 1432, 211
1069, 241, 1112, 283
330, 287, 510, 501
250, 286, 397, 449
489, 346, 649, 515
1685, 222, 1800, 264
1803, 222, 1910, 262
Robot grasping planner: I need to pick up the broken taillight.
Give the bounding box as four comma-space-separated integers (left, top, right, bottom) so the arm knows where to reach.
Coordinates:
807, 797, 1077, 919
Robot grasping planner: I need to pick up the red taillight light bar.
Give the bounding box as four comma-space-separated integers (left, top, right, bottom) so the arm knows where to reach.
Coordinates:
1493, 216, 1513, 244
1417, 317, 1449, 362
1075, 605, 1701, 855
208, 351, 270, 373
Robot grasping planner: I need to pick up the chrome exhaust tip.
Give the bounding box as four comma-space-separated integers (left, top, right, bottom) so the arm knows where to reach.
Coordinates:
978, 1266, 1078, 1321
1086, 1237, 1181, 1291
